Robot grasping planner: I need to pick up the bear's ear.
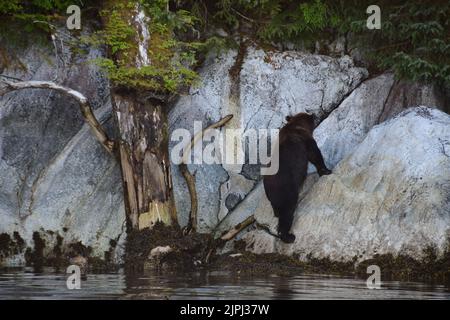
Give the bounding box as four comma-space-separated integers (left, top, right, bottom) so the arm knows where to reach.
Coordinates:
286, 116, 292, 122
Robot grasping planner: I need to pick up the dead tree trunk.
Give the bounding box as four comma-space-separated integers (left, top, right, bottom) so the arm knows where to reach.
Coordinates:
0, 77, 177, 232
100, 1, 178, 230
112, 91, 176, 230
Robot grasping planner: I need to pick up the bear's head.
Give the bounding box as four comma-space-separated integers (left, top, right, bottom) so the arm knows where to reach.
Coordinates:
285, 112, 316, 133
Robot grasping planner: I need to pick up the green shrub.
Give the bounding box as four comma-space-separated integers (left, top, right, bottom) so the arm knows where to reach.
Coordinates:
2, 0, 449, 88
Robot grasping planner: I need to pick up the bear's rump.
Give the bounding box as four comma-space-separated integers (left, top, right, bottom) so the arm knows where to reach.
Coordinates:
263, 177, 300, 209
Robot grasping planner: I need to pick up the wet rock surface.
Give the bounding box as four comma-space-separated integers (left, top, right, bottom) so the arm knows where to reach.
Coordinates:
0, 33, 125, 266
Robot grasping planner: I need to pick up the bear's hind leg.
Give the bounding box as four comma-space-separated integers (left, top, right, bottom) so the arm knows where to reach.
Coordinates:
272, 206, 280, 217
277, 204, 297, 244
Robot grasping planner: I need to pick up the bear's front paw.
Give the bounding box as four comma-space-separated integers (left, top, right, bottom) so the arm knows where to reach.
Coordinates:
280, 233, 296, 244
318, 168, 332, 176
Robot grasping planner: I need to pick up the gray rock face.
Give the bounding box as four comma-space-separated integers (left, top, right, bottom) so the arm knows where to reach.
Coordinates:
0, 34, 125, 265
180, 64, 446, 239
2, 29, 448, 267
239, 49, 368, 123
311, 74, 447, 172
245, 107, 450, 260
312, 73, 395, 170
169, 48, 368, 232
378, 80, 449, 122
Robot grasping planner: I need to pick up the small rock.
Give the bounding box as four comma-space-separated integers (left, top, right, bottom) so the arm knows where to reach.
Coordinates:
194, 260, 202, 266
149, 246, 173, 259
69, 255, 88, 269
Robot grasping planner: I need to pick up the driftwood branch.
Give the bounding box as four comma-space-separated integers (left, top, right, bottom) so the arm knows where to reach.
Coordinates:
204, 215, 256, 263
220, 215, 256, 241
179, 163, 197, 233
180, 114, 233, 234
0, 79, 115, 154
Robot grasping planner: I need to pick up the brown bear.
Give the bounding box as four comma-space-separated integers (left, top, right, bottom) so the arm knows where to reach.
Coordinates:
263, 112, 331, 243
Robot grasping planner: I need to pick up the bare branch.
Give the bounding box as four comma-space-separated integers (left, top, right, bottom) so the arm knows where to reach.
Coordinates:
220, 215, 255, 242
230, 8, 255, 23
0, 79, 115, 154
204, 215, 256, 264
180, 114, 233, 234
180, 163, 198, 234
181, 114, 233, 165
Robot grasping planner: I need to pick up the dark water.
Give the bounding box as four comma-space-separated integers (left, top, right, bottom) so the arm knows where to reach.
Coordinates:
0, 268, 449, 300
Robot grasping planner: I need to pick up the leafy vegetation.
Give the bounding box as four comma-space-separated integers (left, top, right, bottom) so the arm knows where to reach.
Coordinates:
362, 1, 450, 85
82, 0, 230, 92
183, 0, 450, 85
0, 0, 77, 14
0, 0, 84, 32
1, 0, 449, 89
127, 0, 236, 92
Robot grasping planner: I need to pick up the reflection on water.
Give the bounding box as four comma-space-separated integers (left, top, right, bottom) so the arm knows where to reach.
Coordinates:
0, 268, 449, 300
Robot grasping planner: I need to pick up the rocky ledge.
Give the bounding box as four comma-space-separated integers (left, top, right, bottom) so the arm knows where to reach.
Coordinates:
0, 34, 449, 270
243, 107, 450, 262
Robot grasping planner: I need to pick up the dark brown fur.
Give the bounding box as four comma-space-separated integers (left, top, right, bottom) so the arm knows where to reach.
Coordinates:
263, 113, 331, 243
